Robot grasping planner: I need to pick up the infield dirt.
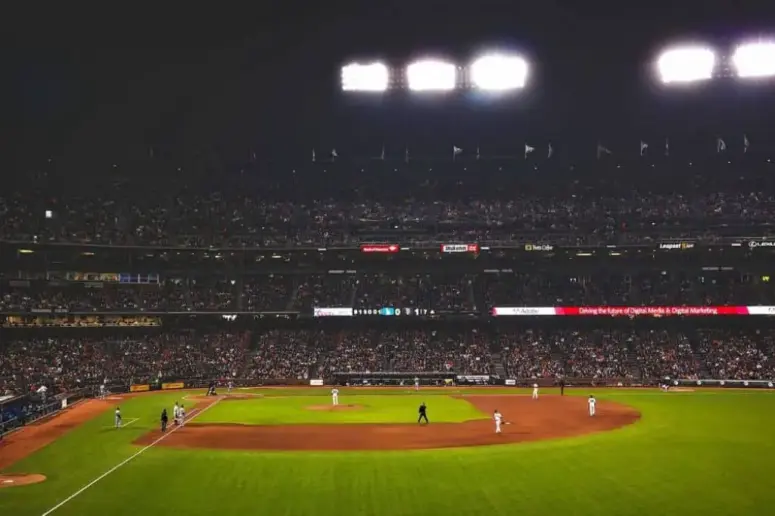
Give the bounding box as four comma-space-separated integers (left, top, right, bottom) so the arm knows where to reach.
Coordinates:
134, 395, 640, 451
0, 473, 47, 488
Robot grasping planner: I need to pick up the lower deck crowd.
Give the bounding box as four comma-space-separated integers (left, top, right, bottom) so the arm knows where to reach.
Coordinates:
1, 328, 773, 395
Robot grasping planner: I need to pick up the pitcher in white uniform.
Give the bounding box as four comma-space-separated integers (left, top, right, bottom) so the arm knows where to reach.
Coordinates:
588, 395, 596, 417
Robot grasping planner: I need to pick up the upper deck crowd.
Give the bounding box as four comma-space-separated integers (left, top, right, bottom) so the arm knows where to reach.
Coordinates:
2, 168, 774, 247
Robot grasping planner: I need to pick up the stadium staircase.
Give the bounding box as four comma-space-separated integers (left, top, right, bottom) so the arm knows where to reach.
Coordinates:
491, 353, 508, 378
692, 350, 711, 378
472, 278, 486, 313
349, 279, 358, 307
465, 275, 477, 310
285, 276, 299, 311
183, 280, 194, 309
548, 339, 565, 364
687, 330, 712, 378
235, 277, 245, 310
624, 351, 642, 379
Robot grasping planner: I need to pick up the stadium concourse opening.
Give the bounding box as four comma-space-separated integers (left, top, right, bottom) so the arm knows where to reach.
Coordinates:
133, 395, 640, 451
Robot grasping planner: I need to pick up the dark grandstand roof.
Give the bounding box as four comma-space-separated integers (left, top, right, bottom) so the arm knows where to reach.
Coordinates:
4, 1, 775, 173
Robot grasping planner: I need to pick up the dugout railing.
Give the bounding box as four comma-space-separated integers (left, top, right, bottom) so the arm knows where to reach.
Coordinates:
0, 387, 90, 437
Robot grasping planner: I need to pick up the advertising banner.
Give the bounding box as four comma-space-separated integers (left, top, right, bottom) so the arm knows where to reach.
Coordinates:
440, 244, 479, 253
313, 307, 354, 317
130, 384, 151, 392
309, 379, 324, 386
360, 244, 399, 253
492, 306, 775, 316
161, 382, 185, 390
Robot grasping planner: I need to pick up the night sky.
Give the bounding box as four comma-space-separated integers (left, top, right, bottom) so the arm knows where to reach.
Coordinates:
4, 1, 775, 173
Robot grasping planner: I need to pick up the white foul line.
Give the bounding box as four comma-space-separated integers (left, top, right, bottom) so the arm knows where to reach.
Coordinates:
101, 417, 139, 429
40, 397, 222, 516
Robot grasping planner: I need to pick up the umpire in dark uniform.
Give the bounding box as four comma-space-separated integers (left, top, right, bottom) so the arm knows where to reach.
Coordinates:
418, 402, 429, 424
559, 378, 565, 396
161, 408, 169, 432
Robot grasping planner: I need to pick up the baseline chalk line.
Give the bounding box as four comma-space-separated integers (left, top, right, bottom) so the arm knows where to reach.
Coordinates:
40, 397, 222, 516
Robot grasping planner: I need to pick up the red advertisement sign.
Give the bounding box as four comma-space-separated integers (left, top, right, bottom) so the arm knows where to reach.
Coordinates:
360, 244, 400, 253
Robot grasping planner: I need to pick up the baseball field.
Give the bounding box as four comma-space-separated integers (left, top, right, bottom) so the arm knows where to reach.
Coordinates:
0, 387, 773, 516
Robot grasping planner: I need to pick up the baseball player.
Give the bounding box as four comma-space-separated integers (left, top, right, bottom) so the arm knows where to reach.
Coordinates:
331, 388, 339, 406
414, 377, 420, 392
228, 381, 234, 394
588, 395, 596, 417
114, 406, 122, 428
179, 405, 186, 426
493, 409, 503, 434
532, 383, 539, 400
161, 408, 169, 432
99, 382, 107, 399
173, 402, 180, 425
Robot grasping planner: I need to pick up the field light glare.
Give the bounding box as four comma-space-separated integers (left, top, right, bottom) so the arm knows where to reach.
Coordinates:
406, 60, 457, 91
657, 46, 716, 84
470, 54, 528, 90
341, 62, 389, 91
733, 42, 775, 78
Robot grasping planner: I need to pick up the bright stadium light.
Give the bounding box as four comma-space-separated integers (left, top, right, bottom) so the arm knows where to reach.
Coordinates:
732, 42, 775, 78
656, 46, 716, 84
470, 54, 529, 90
406, 60, 457, 91
341, 62, 389, 91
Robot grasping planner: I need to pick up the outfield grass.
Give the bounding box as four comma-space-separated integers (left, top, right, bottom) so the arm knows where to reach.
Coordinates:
195, 394, 487, 424
1, 388, 774, 516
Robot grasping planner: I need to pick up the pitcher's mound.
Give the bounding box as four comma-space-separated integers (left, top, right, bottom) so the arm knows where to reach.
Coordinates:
306, 404, 363, 411
0, 474, 46, 488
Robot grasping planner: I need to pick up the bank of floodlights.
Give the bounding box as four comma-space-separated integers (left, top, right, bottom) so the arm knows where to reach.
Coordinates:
657, 40, 775, 84
341, 62, 390, 92
656, 46, 716, 84
406, 59, 457, 91
340, 52, 530, 92
470, 53, 529, 90
732, 42, 775, 78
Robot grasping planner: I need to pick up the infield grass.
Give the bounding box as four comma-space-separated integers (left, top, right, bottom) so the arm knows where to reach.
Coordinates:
195, 394, 487, 425
1, 388, 774, 516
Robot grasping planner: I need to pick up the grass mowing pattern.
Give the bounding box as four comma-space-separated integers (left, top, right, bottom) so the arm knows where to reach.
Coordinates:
0, 389, 773, 516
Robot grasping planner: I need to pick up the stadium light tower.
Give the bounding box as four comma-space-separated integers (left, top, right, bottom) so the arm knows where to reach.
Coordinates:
732, 42, 775, 78
470, 54, 529, 90
406, 59, 457, 91
341, 62, 390, 92
656, 45, 716, 84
